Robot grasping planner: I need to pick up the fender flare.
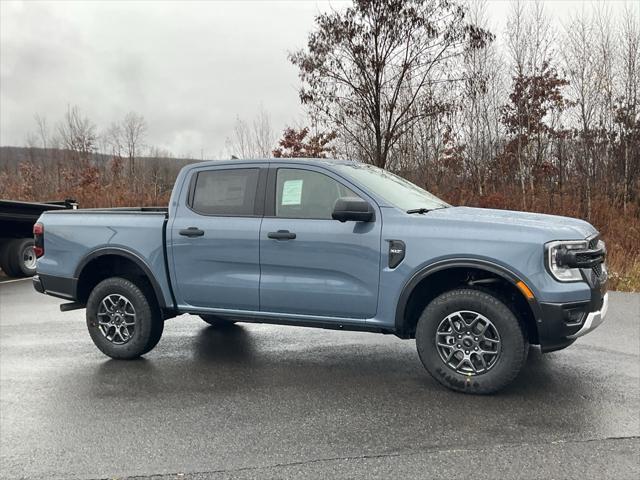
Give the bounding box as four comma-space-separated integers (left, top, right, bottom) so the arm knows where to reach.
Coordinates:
74, 247, 167, 309
394, 258, 543, 336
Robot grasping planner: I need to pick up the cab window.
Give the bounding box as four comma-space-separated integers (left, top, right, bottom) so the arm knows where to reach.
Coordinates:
191, 168, 259, 216
275, 168, 357, 220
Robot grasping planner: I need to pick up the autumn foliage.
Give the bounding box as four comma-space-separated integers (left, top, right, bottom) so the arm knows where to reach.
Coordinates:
1, 0, 639, 290
272, 127, 337, 158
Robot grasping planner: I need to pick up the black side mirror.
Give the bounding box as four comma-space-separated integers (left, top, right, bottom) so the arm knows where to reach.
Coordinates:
332, 197, 374, 222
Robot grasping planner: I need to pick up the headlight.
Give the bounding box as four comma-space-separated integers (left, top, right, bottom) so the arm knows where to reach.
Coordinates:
545, 240, 588, 282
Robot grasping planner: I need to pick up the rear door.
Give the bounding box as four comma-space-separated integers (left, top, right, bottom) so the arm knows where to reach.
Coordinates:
259, 165, 381, 319
169, 165, 266, 311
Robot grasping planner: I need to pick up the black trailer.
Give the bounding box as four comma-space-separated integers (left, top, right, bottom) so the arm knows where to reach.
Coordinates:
0, 199, 77, 278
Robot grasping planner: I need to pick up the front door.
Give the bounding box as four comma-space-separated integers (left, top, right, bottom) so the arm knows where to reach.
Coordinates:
169, 165, 266, 311
259, 166, 381, 319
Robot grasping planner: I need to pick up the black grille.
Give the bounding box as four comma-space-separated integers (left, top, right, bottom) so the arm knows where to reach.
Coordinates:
588, 235, 606, 280
593, 262, 603, 277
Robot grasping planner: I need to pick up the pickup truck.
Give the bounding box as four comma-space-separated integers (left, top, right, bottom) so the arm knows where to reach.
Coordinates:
32, 159, 608, 394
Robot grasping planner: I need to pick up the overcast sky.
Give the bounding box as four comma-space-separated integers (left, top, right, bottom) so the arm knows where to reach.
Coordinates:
0, 0, 635, 158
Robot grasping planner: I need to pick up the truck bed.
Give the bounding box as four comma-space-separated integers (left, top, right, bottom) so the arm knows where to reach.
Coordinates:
36, 208, 173, 307
44, 207, 168, 214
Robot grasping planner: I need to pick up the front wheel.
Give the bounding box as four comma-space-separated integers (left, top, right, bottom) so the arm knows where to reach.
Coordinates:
416, 288, 528, 394
86, 277, 163, 359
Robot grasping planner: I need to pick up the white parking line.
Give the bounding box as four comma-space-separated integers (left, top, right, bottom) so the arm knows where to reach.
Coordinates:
0, 277, 32, 284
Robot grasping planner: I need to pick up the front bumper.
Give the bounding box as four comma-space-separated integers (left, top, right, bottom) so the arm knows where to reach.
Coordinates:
567, 292, 608, 339
537, 264, 608, 352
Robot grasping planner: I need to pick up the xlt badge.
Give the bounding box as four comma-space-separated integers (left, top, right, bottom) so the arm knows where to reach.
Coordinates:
388, 240, 406, 269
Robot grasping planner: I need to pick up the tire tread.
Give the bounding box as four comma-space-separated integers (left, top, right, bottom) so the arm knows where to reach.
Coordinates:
416, 287, 528, 394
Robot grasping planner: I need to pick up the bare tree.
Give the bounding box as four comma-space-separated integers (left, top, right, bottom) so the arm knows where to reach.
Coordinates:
104, 122, 124, 159
562, 8, 604, 218
458, 0, 505, 196
617, 5, 640, 213
34, 114, 49, 151
56, 105, 97, 161
252, 107, 276, 158
122, 112, 147, 177
290, 0, 492, 168
504, 0, 559, 207
225, 106, 276, 158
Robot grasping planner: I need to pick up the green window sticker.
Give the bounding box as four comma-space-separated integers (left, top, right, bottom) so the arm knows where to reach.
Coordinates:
281, 179, 303, 205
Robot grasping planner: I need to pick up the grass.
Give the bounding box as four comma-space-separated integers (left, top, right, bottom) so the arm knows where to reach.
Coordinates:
607, 259, 640, 292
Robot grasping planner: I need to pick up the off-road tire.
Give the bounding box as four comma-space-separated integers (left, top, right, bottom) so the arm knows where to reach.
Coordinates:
86, 277, 163, 359
416, 288, 528, 394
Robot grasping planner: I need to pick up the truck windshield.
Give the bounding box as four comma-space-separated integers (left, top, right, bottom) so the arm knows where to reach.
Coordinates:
333, 163, 449, 211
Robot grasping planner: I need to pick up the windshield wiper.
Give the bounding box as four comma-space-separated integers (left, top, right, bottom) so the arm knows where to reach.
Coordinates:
406, 208, 432, 214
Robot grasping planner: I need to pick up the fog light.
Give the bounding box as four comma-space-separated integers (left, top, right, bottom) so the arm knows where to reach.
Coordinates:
564, 308, 586, 326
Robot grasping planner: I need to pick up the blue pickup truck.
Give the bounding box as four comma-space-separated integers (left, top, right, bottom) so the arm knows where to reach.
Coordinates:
32, 159, 608, 393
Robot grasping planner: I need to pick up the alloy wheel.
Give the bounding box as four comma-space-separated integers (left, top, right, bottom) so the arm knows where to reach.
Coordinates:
97, 294, 137, 345
435, 310, 501, 375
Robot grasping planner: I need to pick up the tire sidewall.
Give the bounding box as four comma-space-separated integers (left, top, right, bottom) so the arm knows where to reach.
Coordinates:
0, 241, 14, 276
1, 239, 28, 278
86, 277, 154, 359
416, 289, 527, 394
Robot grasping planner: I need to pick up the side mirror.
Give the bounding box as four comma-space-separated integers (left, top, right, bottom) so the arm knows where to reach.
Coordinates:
332, 197, 374, 223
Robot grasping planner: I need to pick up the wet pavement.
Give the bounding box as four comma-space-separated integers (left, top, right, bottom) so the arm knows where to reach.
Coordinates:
1, 278, 639, 479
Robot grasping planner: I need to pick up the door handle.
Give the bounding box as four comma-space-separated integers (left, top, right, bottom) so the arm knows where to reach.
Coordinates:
179, 227, 205, 238
267, 230, 296, 240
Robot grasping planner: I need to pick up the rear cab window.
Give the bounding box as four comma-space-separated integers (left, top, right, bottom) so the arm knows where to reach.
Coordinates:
190, 168, 260, 216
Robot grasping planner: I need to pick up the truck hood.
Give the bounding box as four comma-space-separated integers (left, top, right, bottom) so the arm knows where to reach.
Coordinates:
425, 206, 596, 241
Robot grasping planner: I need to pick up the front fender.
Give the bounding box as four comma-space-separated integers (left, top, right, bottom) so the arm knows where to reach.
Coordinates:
394, 257, 544, 339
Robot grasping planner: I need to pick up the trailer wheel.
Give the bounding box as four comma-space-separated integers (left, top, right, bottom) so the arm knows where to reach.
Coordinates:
1, 238, 35, 278
14, 238, 37, 277
0, 240, 10, 276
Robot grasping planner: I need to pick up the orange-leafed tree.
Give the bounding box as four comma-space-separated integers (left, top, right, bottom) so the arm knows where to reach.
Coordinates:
272, 127, 337, 158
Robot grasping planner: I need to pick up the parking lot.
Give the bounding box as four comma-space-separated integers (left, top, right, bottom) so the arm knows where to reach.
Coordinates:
0, 277, 638, 479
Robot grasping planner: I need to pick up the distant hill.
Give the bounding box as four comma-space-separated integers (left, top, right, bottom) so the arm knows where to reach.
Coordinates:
0, 146, 200, 174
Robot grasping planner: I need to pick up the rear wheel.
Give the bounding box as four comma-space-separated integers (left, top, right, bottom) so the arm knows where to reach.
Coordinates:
199, 315, 236, 327
86, 277, 163, 359
416, 288, 528, 394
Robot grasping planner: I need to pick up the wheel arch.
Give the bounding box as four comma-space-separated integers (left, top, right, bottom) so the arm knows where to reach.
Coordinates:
394, 258, 543, 343
74, 247, 167, 310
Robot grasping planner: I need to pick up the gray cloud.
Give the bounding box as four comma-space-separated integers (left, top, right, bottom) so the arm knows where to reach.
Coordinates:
1, 0, 333, 157
1, 0, 633, 158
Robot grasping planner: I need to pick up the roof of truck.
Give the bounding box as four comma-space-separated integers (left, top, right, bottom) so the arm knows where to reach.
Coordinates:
194, 158, 362, 168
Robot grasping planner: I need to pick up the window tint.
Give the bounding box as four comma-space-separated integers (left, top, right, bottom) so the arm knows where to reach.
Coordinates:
191, 168, 259, 215
275, 168, 358, 219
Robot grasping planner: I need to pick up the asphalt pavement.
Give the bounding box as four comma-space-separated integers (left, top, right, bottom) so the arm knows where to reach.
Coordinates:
0, 277, 638, 479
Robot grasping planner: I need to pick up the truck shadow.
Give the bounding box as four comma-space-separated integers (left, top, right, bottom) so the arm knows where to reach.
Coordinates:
191, 324, 257, 363
81, 324, 632, 441
90, 325, 596, 401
